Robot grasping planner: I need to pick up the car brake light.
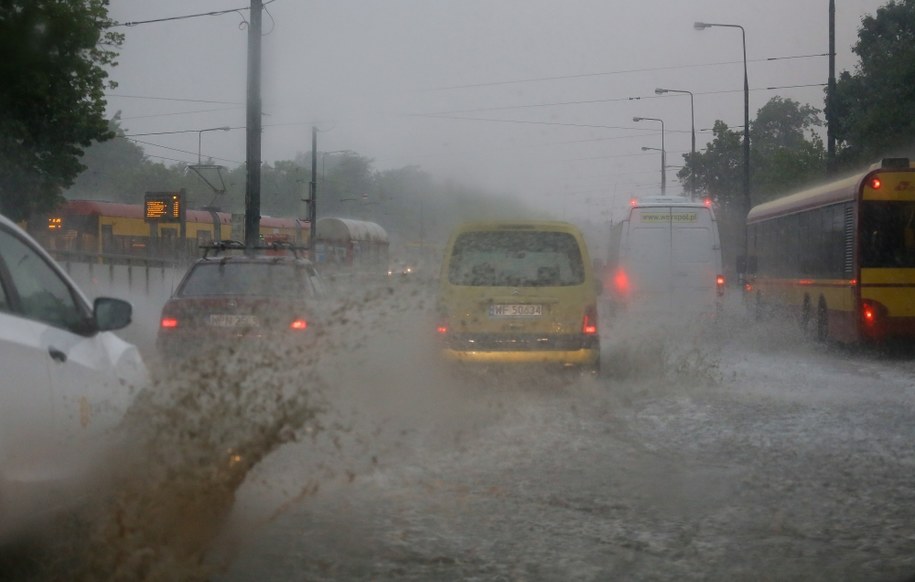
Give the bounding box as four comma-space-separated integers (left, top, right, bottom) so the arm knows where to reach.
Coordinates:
716, 274, 725, 296
290, 318, 308, 330
870, 177, 882, 190
582, 306, 598, 335
161, 317, 178, 328
614, 268, 630, 295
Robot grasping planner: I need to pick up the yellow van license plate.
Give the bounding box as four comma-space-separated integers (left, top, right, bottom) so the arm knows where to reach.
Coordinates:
489, 304, 543, 317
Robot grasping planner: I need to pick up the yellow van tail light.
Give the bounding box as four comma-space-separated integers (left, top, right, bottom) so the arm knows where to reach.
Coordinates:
582, 306, 598, 335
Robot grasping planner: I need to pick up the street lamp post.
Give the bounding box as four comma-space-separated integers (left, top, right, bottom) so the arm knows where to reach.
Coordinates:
196, 126, 231, 165
640, 147, 667, 195
694, 21, 751, 250
654, 87, 695, 163
633, 116, 666, 194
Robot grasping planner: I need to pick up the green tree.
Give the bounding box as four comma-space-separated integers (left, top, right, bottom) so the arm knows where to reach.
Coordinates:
678, 120, 743, 212
832, 0, 915, 167
0, 0, 123, 221
750, 97, 825, 204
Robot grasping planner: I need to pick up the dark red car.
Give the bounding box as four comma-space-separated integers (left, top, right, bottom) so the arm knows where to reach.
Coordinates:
156, 249, 326, 362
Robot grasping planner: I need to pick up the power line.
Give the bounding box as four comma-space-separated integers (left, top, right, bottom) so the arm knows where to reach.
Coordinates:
111, 0, 277, 28
106, 94, 242, 105
124, 137, 243, 165
422, 83, 827, 117
427, 53, 829, 91
117, 107, 243, 121
123, 127, 242, 138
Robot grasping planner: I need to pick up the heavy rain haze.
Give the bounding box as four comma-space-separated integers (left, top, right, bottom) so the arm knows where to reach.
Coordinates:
105, 0, 886, 222
4, 1, 915, 581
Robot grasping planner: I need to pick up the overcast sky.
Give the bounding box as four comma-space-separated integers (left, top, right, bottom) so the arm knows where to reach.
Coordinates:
105, 0, 888, 222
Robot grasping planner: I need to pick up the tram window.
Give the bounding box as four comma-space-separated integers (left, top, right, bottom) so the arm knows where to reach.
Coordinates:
101, 224, 114, 254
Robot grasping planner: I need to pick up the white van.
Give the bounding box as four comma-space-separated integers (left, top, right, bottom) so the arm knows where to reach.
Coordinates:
606, 196, 724, 316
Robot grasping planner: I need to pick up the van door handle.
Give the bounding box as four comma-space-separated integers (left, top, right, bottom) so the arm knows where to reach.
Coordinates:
48, 347, 67, 363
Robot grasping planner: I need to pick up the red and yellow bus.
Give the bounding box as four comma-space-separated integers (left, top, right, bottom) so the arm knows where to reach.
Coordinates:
745, 157, 915, 343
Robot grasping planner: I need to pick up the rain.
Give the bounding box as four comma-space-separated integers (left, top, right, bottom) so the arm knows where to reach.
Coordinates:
2, 1, 915, 581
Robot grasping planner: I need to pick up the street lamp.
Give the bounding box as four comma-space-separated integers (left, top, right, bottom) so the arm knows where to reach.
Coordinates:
654, 87, 695, 164
694, 21, 750, 229
634, 116, 666, 194
196, 126, 231, 165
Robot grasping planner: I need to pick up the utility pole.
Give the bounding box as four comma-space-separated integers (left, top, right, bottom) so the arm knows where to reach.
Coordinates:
309, 126, 318, 251
244, 0, 263, 248
826, 0, 837, 175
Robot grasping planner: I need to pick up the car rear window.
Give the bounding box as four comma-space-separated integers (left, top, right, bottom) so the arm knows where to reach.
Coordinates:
178, 262, 317, 298
448, 231, 585, 287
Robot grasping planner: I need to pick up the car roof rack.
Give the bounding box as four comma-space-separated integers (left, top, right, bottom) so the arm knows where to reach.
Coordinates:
199, 239, 311, 260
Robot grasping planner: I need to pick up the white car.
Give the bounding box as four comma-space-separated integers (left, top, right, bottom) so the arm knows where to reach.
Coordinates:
0, 213, 148, 537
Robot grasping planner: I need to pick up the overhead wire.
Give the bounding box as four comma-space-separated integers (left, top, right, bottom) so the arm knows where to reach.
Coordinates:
426, 53, 828, 91
111, 0, 278, 28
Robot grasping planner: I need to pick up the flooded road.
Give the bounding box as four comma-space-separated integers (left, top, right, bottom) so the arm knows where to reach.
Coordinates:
211, 293, 915, 581
5, 283, 915, 581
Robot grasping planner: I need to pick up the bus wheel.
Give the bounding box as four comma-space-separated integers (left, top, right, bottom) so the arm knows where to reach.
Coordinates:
800, 296, 812, 337
816, 298, 829, 343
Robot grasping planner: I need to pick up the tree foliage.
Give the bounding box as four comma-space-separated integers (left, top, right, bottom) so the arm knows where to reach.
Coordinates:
678, 97, 825, 209
832, 0, 915, 167
0, 0, 123, 221
750, 97, 825, 204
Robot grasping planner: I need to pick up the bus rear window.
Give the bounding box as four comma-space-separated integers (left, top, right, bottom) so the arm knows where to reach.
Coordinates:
448, 231, 585, 287
860, 202, 915, 268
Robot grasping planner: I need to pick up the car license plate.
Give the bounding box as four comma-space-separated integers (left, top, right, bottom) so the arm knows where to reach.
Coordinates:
208, 314, 259, 327
489, 304, 543, 317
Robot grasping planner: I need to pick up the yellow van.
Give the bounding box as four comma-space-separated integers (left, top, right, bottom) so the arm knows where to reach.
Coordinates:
436, 221, 600, 372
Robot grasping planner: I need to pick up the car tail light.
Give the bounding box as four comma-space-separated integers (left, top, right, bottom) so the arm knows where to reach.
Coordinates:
160, 317, 179, 329
716, 274, 725, 296
613, 268, 630, 296
290, 318, 308, 330
582, 306, 598, 335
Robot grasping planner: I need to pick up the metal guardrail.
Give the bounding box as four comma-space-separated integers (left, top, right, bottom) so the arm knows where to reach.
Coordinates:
47, 250, 187, 295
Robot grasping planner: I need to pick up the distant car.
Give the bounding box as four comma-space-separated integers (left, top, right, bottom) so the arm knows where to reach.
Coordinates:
0, 212, 148, 538
156, 243, 327, 362
436, 220, 601, 373
387, 259, 417, 277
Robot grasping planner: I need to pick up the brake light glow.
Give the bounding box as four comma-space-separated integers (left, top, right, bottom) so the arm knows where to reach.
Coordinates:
716, 274, 725, 296
582, 307, 598, 335
436, 324, 449, 334
704, 197, 713, 207
290, 318, 308, 330
160, 317, 178, 328
614, 268, 630, 295
630, 197, 638, 206
870, 177, 882, 190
